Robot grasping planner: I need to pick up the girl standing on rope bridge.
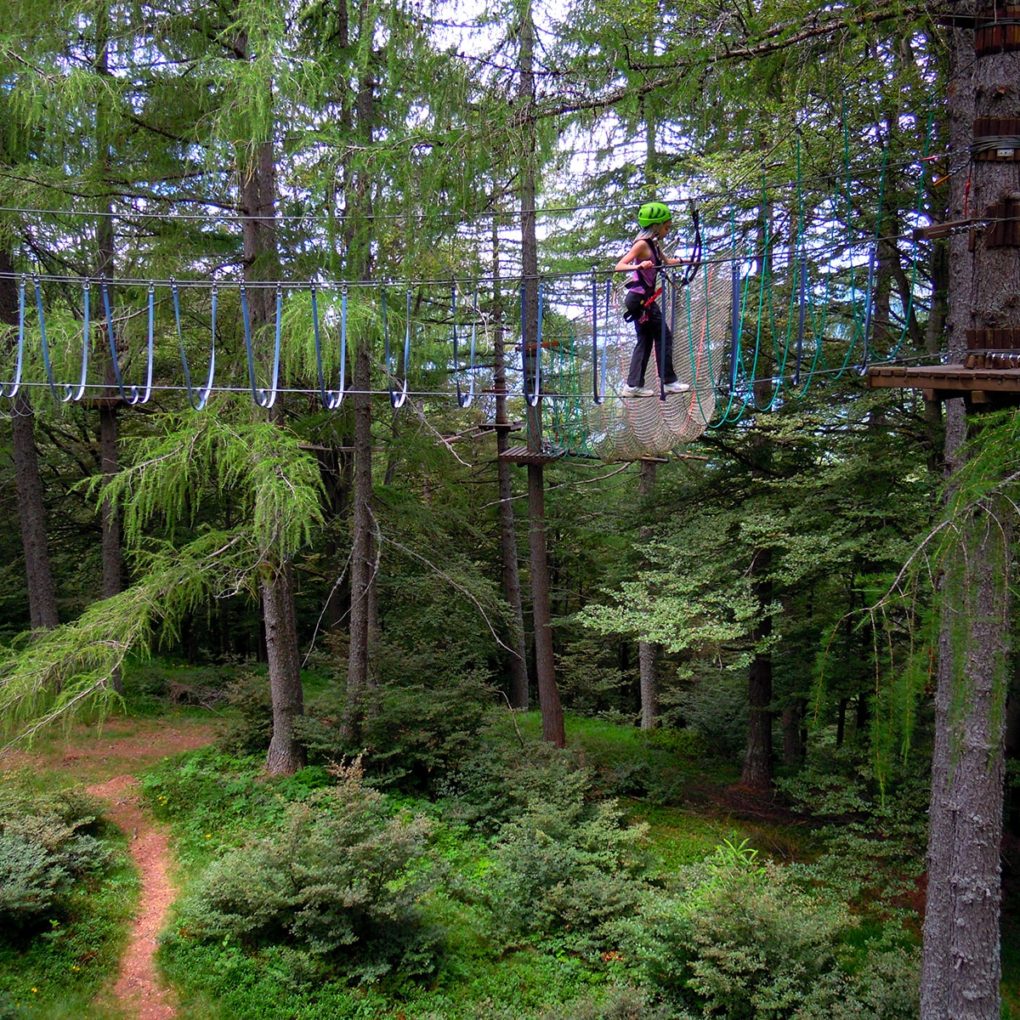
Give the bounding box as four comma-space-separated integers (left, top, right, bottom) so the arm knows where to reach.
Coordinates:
614, 201, 690, 397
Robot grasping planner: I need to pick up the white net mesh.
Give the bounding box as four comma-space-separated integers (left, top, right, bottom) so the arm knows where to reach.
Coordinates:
584, 263, 732, 461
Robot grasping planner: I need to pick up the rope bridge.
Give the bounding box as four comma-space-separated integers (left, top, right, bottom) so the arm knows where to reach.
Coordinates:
0, 147, 933, 462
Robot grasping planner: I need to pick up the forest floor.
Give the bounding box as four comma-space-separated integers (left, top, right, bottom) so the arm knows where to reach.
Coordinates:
2, 705, 1017, 1019
1, 715, 216, 1020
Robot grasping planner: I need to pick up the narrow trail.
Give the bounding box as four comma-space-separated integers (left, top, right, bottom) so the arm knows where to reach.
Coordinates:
2, 717, 215, 1020
87, 775, 177, 1020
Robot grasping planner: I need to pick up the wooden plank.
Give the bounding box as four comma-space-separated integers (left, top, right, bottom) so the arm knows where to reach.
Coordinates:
913, 218, 974, 241
499, 444, 565, 465
866, 364, 1020, 398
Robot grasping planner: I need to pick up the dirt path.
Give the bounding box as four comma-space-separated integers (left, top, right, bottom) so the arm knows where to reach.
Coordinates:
87, 774, 178, 1020
2, 717, 216, 1020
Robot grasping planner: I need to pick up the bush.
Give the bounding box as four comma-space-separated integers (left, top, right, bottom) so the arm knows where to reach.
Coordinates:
168, 759, 441, 986
297, 671, 495, 793
439, 722, 591, 832
778, 749, 929, 909
537, 985, 677, 1019
0, 780, 112, 930
218, 668, 274, 755
481, 776, 650, 951
624, 839, 918, 1019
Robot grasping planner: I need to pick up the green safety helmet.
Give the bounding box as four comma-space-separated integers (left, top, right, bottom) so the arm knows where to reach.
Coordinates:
637, 201, 672, 228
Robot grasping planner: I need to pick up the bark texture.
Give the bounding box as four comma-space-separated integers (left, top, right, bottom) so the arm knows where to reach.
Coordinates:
236, 31, 305, 774
921, 8, 1016, 1016
263, 563, 306, 774
1, 263, 59, 630
519, 1, 562, 746
492, 258, 530, 710
741, 545, 774, 791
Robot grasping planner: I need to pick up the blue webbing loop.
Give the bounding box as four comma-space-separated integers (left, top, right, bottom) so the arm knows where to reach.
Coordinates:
100, 279, 153, 405
171, 279, 215, 410
392, 288, 411, 409
241, 284, 283, 408
34, 275, 64, 402
139, 283, 155, 405
380, 286, 392, 404
451, 283, 465, 407
65, 281, 91, 403
590, 267, 604, 405
457, 285, 477, 409
312, 283, 342, 410
339, 286, 349, 400
2, 276, 27, 398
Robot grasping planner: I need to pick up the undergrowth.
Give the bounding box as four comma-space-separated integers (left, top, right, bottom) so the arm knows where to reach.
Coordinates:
0, 772, 136, 1020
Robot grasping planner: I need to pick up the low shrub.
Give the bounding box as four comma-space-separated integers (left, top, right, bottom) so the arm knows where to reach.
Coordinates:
166, 759, 441, 986
480, 778, 650, 951
218, 668, 274, 756
297, 671, 495, 793
439, 723, 590, 832
624, 839, 919, 1019
537, 985, 676, 1019
778, 749, 929, 909
0, 780, 112, 930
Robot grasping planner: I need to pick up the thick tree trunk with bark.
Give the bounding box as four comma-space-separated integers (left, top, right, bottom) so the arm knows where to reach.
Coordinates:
519, 0, 562, 746
0, 264, 59, 630
341, 34, 379, 740
263, 563, 305, 773
741, 213, 774, 791
96, 219, 126, 687
10, 395, 59, 629
921, 10, 1017, 1016
343, 341, 374, 741
742, 546, 773, 790
491, 242, 530, 709
234, 33, 305, 772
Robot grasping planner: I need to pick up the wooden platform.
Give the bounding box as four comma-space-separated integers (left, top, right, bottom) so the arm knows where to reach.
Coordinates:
867, 363, 1020, 405
498, 444, 565, 465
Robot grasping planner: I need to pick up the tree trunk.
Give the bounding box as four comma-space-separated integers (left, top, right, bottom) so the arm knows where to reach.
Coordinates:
10, 395, 59, 629
492, 222, 530, 709
519, 0, 562, 746
921, 11, 1017, 1016
638, 459, 658, 729
742, 548, 773, 790
263, 562, 305, 773
234, 27, 305, 774
741, 207, 774, 791
94, 5, 125, 692
0, 263, 59, 630
343, 340, 374, 741
340, 12, 379, 741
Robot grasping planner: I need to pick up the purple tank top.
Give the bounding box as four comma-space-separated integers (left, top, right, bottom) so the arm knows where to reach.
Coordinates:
625, 238, 661, 295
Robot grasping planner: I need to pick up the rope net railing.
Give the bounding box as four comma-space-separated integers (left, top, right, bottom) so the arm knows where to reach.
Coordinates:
0, 142, 937, 463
